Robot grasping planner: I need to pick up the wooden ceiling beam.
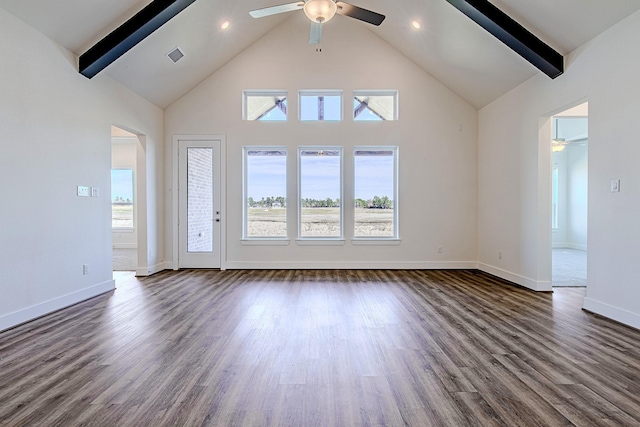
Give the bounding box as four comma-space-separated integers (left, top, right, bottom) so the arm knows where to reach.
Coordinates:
79, 0, 196, 78
445, 0, 564, 78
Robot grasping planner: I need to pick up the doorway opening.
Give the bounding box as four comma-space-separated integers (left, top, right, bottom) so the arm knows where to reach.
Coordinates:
111, 126, 138, 272
551, 102, 588, 287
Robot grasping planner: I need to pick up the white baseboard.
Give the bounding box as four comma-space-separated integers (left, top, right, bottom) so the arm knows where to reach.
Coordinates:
224, 261, 478, 270
567, 243, 587, 251
552, 243, 587, 251
136, 262, 167, 277
583, 297, 640, 330
112, 243, 137, 249
477, 263, 552, 292
0, 279, 115, 332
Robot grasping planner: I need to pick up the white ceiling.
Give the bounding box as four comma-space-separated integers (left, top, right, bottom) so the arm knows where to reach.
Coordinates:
2, 0, 640, 109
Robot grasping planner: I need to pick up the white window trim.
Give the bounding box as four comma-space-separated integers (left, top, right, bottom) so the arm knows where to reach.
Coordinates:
112, 228, 135, 233
298, 146, 344, 241
242, 90, 288, 121
351, 238, 400, 245
241, 239, 290, 246
352, 146, 399, 241
352, 90, 398, 121
242, 146, 288, 240
298, 90, 344, 121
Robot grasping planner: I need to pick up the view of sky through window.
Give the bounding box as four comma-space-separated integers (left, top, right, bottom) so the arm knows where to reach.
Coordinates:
245, 150, 287, 237
354, 149, 396, 237
111, 169, 134, 228
300, 94, 341, 121
300, 149, 342, 237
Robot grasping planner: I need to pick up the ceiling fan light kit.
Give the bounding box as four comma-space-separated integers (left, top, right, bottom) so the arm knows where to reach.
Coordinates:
250, 0, 385, 44
303, 0, 338, 23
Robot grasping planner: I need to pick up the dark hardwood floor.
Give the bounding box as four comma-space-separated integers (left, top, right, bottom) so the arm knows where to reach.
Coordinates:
1, 269, 639, 426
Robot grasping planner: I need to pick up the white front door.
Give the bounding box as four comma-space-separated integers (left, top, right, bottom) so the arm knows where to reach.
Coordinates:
178, 139, 222, 268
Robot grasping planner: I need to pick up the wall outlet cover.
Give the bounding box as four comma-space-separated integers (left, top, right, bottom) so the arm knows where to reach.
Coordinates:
611, 179, 620, 192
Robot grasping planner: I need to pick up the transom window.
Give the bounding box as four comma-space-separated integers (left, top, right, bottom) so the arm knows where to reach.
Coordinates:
353, 91, 397, 121
299, 91, 342, 121
243, 91, 287, 121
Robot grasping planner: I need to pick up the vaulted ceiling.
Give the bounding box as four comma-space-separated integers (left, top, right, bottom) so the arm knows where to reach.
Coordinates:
2, 0, 639, 109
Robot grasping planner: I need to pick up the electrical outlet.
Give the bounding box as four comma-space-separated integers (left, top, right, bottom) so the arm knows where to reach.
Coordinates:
498, 251, 502, 260
83, 264, 89, 275
437, 246, 443, 254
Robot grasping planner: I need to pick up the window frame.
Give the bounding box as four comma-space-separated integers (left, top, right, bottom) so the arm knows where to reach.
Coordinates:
352, 146, 399, 242
242, 90, 288, 121
111, 168, 135, 232
297, 146, 344, 243
298, 90, 343, 122
352, 90, 398, 121
242, 146, 289, 243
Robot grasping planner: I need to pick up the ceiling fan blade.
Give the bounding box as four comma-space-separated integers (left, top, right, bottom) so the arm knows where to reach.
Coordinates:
249, 2, 304, 18
309, 21, 323, 44
335, 2, 385, 26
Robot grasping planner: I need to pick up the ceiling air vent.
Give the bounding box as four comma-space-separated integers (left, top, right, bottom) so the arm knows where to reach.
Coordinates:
166, 47, 185, 63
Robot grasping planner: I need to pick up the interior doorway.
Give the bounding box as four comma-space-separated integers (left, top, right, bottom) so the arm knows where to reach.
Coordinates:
551, 102, 588, 287
111, 126, 138, 272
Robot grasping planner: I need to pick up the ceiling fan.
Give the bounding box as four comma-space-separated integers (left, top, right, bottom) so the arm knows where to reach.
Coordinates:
249, 0, 385, 44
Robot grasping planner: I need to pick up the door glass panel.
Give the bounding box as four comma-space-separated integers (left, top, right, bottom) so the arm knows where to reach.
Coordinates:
187, 147, 213, 252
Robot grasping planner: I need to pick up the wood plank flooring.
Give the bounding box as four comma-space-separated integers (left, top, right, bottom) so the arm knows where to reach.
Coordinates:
1, 269, 639, 426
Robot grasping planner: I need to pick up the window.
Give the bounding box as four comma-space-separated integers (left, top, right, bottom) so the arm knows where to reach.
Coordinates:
552, 166, 559, 230
299, 148, 342, 238
299, 91, 342, 121
243, 148, 287, 238
354, 148, 398, 238
111, 169, 134, 229
353, 91, 397, 121
243, 91, 287, 121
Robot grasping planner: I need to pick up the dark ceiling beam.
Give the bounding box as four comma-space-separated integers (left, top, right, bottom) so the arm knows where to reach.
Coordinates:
79, 0, 196, 78
445, 0, 563, 79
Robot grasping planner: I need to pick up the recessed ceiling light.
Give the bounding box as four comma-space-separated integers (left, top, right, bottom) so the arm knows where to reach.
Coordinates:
411, 20, 422, 30
220, 20, 230, 30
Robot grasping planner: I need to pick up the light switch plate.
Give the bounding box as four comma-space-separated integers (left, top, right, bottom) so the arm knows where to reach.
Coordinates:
77, 186, 89, 197
91, 187, 99, 197
611, 179, 620, 193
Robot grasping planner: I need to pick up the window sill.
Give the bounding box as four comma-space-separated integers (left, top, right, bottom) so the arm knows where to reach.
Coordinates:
351, 238, 401, 246
112, 228, 135, 233
296, 239, 345, 246
241, 239, 290, 246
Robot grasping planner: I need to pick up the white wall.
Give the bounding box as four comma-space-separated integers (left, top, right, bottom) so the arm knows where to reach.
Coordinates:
111, 140, 137, 248
165, 14, 478, 269
478, 10, 640, 327
0, 8, 164, 331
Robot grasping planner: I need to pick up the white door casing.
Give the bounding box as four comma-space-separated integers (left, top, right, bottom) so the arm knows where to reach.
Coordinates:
174, 136, 225, 269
